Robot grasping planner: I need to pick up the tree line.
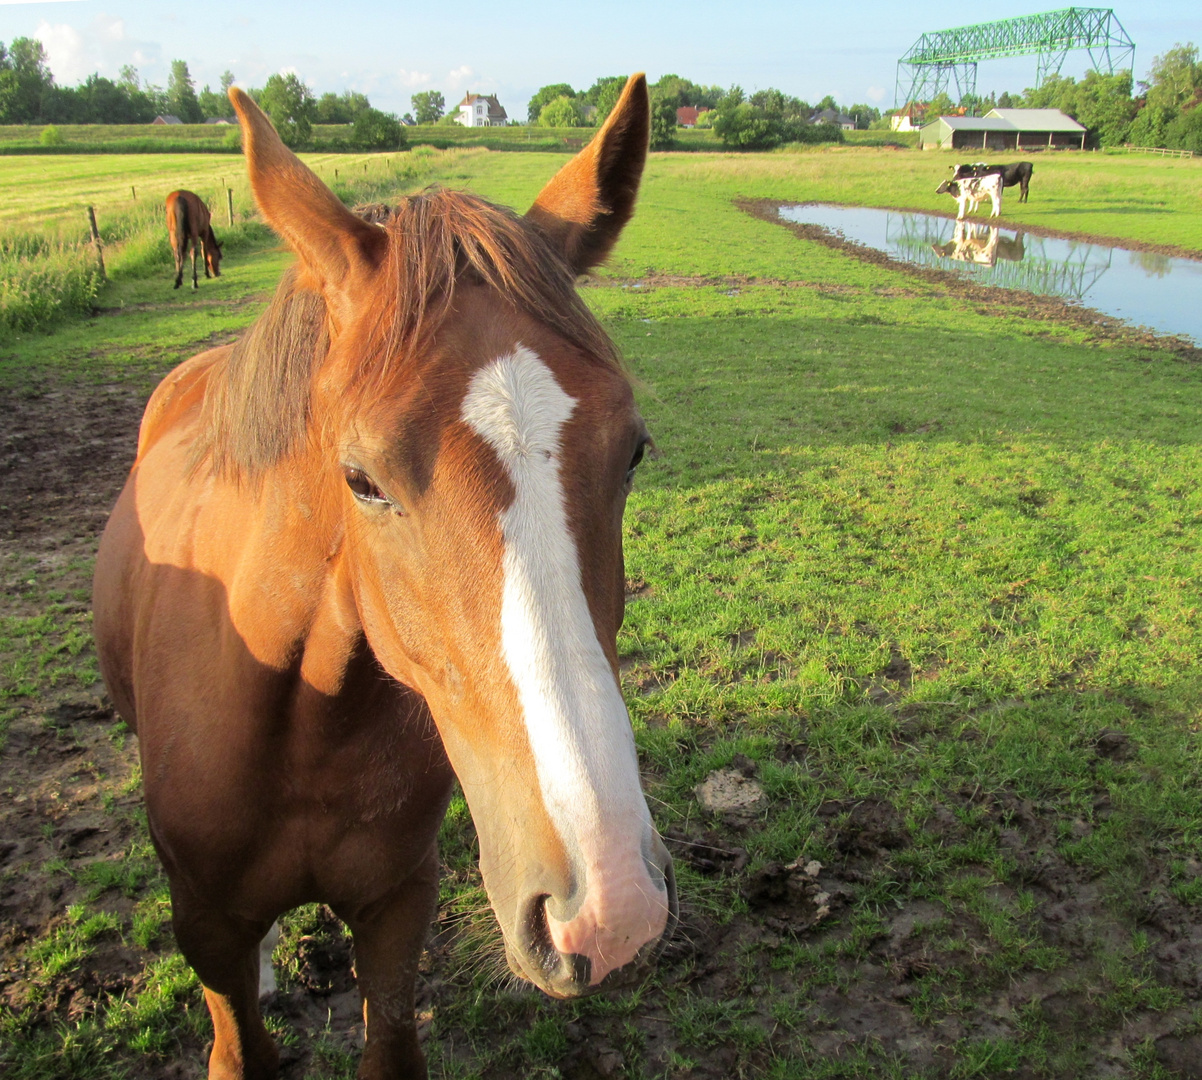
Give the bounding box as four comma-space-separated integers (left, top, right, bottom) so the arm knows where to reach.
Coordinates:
0, 38, 407, 149
908, 42, 1202, 152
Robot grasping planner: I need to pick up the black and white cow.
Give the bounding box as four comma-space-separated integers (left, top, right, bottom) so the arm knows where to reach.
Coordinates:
952, 161, 1034, 203
935, 171, 1003, 220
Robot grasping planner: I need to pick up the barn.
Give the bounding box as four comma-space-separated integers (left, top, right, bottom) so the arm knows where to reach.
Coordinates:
919, 108, 1086, 151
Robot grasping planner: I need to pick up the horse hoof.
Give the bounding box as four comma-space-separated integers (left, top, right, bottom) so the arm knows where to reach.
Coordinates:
173, 282, 181, 289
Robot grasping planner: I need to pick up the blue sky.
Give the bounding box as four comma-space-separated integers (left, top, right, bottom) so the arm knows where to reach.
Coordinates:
0, 1, 1198, 117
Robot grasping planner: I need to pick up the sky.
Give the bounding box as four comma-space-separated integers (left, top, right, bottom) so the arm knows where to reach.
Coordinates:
0, 0, 1198, 118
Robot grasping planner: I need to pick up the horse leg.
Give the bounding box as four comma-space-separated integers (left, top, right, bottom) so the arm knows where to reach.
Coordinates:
191, 239, 200, 289
203, 239, 212, 279
338, 849, 440, 1080
173, 245, 184, 289
170, 879, 279, 1080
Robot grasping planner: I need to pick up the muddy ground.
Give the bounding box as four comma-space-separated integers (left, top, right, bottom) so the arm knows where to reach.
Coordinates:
2, 263, 1202, 1078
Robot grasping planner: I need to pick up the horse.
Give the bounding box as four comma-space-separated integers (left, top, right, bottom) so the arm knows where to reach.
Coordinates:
94, 75, 675, 1080
166, 189, 222, 290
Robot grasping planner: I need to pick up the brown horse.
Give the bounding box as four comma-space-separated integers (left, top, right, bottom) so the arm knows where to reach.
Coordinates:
166, 189, 222, 289
94, 76, 674, 1079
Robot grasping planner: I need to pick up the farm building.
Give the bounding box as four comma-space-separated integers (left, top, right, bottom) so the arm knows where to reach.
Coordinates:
151, 115, 184, 125
456, 94, 507, 127
676, 105, 710, 128
919, 108, 1086, 150
811, 107, 857, 130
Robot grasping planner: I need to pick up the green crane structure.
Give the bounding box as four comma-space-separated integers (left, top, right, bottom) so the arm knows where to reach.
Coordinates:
895, 7, 1135, 112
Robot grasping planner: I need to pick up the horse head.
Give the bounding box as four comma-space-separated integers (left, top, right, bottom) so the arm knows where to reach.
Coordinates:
205, 239, 222, 279
228, 76, 675, 998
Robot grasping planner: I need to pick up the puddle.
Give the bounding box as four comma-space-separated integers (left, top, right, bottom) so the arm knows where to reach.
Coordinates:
778, 203, 1202, 344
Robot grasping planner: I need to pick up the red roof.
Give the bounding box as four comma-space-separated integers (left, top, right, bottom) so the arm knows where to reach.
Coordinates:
676, 106, 700, 126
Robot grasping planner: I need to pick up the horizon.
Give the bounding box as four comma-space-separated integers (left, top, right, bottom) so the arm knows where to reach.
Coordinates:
0, 1, 1199, 119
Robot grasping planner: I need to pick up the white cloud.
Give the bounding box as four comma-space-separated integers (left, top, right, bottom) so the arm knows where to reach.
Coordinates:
35, 14, 163, 86
395, 68, 431, 88
866, 86, 886, 103
446, 65, 474, 90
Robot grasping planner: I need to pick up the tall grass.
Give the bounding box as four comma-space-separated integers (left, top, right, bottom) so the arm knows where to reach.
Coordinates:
0, 146, 471, 340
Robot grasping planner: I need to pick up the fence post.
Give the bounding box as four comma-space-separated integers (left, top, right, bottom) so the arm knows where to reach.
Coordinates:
131, 185, 136, 200
227, 188, 234, 228
86, 206, 106, 282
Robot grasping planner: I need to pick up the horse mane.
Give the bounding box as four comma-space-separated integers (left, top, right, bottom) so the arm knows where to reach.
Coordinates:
197, 187, 623, 482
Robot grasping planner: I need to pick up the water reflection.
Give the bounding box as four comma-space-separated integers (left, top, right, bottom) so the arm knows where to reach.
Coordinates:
778, 203, 1202, 344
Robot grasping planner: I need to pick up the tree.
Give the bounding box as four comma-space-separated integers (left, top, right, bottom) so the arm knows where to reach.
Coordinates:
538, 95, 582, 127
353, 107, 405, 149
167, 59, 203, 123
527, 83, 574, 124
118, 64, 139, 90
6, 37, 53, 123
198, 84, 228, 120
220, 70, 235, 93
648, 88, 678, 149
315, 90, 370, 124
584, 75, 626, 125
259, 72, 314, 146
411, 90, 445, 124
1145, 43, 1201, 113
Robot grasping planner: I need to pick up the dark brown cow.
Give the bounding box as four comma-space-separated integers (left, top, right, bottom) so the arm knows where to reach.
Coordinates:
166, 189, 222, 289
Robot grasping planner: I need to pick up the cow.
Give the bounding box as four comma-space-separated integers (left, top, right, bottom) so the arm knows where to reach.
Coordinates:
951, 160, 1034, 203
166, 189, 222, 290
935, 171, 1003, 220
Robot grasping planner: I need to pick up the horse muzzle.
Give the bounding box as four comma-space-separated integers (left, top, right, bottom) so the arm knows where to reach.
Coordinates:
507, 844, 677, 999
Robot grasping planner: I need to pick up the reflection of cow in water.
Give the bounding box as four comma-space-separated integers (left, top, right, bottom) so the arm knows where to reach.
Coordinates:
932, 222, 1026, 268
952, 161, 1034, 203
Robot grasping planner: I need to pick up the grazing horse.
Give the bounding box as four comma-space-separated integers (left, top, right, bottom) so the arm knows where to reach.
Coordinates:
94, 75, 675, 1080
166, 189, 222, 289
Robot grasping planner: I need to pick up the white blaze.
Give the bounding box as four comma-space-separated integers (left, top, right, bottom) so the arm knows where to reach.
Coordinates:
460, 345, 651, 881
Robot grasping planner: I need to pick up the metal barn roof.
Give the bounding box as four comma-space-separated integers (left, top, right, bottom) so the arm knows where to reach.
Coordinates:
984, 108, 1085, 132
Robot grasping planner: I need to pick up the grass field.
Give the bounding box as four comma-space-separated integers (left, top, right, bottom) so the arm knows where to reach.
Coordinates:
1, 145, 1201, 1078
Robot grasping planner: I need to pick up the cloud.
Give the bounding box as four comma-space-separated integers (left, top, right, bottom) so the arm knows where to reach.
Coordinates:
445, 65, 474, 90
35, 14, 163, 86
866, 86, 886, 102
395, 68, 431, 88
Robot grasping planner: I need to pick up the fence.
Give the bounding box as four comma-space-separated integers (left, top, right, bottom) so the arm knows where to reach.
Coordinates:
1122, 145, 1195, 159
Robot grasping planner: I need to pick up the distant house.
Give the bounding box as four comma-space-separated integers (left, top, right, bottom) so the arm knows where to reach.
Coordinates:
456, 94, 507, 127
152, 115, 184, 125
810, 108, 857, 131
675, 105, 710, 128
204, 117, 235, 125
890, 102, 928, 132
919, 108, 1086, 150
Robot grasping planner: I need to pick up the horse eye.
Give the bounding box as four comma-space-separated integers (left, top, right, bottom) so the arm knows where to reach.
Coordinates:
344, 467, 389, 505
625, 442, 646, 486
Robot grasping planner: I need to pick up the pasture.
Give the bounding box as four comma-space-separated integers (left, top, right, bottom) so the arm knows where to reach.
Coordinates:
2, 144, 1202, 1079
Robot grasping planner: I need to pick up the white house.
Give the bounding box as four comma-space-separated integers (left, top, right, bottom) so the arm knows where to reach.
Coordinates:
456, 94, 507, 127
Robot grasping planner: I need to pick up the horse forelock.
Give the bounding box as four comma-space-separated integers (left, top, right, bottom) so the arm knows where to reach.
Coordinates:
197, 188, 624, 484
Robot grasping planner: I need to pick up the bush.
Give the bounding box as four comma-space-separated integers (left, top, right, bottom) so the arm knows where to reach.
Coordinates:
352, 108, 406, 150
39, 125, 63, 147
712, 104, 782, 150
538, 96, 582, 128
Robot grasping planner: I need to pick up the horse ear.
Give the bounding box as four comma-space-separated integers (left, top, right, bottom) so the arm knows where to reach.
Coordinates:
228, 86, 385, 324
526, 73, 649, 273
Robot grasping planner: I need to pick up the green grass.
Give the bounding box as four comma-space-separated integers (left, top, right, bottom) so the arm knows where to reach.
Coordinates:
2, 144, 1202, 1078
